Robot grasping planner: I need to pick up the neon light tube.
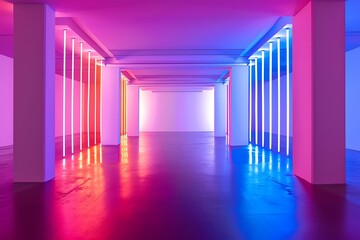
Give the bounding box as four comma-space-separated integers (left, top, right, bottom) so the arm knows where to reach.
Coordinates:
261, 50, 265, 147
80, 42, 83, 151
255, 57, 258, 145
277, 37, 281, 153
249, 60, 252, 143
100, 60, 103, 144
125, 80, 127, 133
94, 58, 97, 145
62, 29, 67, 157
87, 51, 91, 147
71, 38, 75, 154
269, 42, 273, 150
286, 28, 290, 155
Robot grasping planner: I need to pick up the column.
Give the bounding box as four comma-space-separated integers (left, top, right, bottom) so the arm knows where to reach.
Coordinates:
14, 4, 55, 182
214, 83, 226, 137
293, 0, 345, 184
127, 86, 140, 137
101, 66, 121, 145
229, 65, 249, 146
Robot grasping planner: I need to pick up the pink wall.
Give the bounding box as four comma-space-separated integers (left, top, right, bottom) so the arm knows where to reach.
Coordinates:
55, 74, 83, 137
0, 54, 13, 147
139, 88, 214, 132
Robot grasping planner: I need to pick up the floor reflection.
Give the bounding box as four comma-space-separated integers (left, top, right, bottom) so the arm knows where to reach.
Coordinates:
0, 133, 360, 239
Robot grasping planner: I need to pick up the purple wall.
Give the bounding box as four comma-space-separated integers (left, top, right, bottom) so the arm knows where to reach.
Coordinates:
0, 54, 13, 147
139, 88, 214, 132
346, 47, 360, 151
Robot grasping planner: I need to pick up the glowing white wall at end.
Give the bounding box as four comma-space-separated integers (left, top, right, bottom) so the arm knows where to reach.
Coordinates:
140, 88, 214, 132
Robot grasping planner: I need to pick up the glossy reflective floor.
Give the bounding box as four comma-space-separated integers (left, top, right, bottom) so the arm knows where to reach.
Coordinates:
1, 132, 360, 239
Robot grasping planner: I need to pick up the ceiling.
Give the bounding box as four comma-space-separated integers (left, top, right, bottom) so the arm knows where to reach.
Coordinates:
1, 0, 360, 88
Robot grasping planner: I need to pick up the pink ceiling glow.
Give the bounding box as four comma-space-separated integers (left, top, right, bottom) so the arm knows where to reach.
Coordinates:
2, 0, 312, 86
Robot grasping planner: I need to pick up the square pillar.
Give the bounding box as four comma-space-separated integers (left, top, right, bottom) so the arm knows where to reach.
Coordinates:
127, 86, 139, 137
214, 83, 226, 137
293, 0, 346, 184
14, 4, 55, 182
229, 65, 249, 146
101, 66, 121, 145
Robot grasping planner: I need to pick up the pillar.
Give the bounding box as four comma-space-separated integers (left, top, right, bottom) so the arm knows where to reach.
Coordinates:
127, 86, 140, 137
229, 65, 249, 146
14, 4, 55, 182
101, 66, 121, 145
293, 0, 345, 184
214, 83, 226, 137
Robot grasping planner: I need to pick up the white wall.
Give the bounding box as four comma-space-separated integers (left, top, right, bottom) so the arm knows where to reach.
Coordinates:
0, 54, 13, 147
101, 67, 120, 144
346, 47, 360, 151
140, 88, 214, 132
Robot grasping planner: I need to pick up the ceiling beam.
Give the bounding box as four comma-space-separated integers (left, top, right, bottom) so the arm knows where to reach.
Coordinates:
121, 70, 137, 81
216, 70, 230, 83
132, 82, 216, 87
56, 17, 113, 59
238, 16, 292, 59
104, 62, 247, 69
110, 49, 244, 57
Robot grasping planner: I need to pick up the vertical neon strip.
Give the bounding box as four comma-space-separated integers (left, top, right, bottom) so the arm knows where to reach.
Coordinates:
87, 51, 91, 147
62, 30, 67, 157
124, 79, 125, 134
100, 60, 103, 143
125, 80, 127, 133
255, 57, 258, 145
71, 38, 75, 154
80, 42, 83, 151
261, 50, 265, 147
94, 58, 97, 145
269, 42, 273, 150
226, 84, 228, 136
120, 77, 122, 135
277, 37, 281, 152
286, 28, 290, 155
249, 61, 252, 143
122, 77, 124, 135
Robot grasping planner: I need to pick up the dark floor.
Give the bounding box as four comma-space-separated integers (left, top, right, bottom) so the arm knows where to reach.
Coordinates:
1, 132, 360, 240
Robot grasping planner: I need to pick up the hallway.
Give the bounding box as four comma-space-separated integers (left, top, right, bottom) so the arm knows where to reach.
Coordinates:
1, 132, 360, 239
